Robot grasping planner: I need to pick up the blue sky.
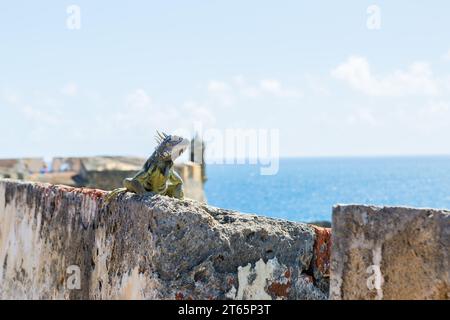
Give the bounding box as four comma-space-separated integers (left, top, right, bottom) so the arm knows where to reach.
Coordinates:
1, 1, 450, 159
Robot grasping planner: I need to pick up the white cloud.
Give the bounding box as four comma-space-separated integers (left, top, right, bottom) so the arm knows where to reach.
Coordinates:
210, 76, 303, 101
112, 89, 155, 131
125, 88, 151, 110
391, 100, 450, 134
304, 74, 330, 96
2, 93, 20, 105
21, 104, 60, 125
346, 108, 378, 126
182, 101, 216, 125
111, 89, 216, 136
332, 56, 439, 96
0, 90, 66, 148
1, 90, 61, 125
420, 100, 450, 116
259, 79, 302, 98
207, 80, 234, 106
232, 75, 261, 98
442, 49, 450, 61
61, 83, 78, 96
207, 80, 229, 93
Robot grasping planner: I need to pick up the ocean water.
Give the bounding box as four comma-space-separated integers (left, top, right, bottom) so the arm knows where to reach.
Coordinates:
204, 157, 450, 222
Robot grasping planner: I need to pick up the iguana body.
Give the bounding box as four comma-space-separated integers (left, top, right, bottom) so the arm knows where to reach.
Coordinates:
105, 132, 189, 203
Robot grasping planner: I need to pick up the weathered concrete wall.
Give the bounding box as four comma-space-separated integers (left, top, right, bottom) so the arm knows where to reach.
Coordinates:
0, 179, 329, 300
330, 205, 449, 300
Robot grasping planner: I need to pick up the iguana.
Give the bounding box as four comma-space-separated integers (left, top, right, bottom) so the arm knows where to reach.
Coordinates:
104, 132, 190, 204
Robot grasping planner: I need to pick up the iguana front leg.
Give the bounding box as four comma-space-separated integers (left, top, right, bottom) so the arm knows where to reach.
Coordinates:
123, 178, 148, 194
104, 177, 149, 205
103, 187, 127, 205
165, 169, 184, 199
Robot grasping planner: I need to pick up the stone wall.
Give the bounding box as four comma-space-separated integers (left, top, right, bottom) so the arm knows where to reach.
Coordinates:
330, 205, 449, 300
4, 180, 447, 300
0, 179, 329, 300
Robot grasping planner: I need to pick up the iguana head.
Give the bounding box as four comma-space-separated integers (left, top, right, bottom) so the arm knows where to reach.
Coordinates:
155, 131, 190, 162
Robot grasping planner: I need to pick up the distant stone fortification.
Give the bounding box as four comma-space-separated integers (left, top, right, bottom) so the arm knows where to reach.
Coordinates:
0, 156, 206, 202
